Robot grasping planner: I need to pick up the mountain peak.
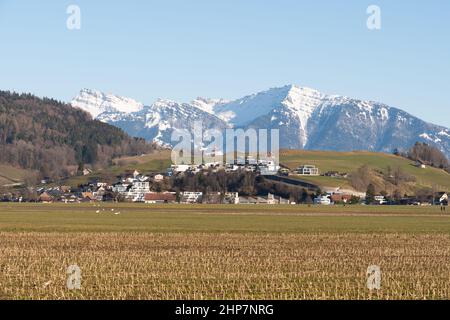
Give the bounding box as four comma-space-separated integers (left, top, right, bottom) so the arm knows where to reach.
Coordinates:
153, 98, 179, 106
71, 89, 144, 118
287, 85, 323, 98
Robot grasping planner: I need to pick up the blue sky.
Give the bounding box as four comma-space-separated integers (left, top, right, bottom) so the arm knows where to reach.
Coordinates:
0, 0, 449, 127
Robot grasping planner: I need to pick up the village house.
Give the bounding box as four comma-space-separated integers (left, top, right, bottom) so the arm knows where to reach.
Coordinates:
144, 192, 177, 204
81, 192, 96, 202
414, 160, 427, 169
297, 165, 320, 176
127, 181, 151, 202
93, 186, 106, 201
153, 174, 164, 182
60, 186, 71, 193
180, 192, 203, 204
203, 192, 222, 204
63, 194, 80, 203
38, 192, 54, 203
238, 196, 258, 205
330, 193, 353, 204
238, 193, 288, 205
314, 195, 331, 205
259, 160, 281, 175
112, 182, 129, 194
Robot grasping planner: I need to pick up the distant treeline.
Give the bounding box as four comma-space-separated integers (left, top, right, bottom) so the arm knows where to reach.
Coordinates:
0, 91, 156, 181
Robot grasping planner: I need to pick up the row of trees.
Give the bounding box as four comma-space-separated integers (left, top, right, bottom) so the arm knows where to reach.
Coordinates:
167, 169, 316, 203
170, 169, 256, 196
394, 142, 449, 172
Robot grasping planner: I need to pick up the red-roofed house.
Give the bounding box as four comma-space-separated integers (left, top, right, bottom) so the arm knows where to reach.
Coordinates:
144, 192, 177, 204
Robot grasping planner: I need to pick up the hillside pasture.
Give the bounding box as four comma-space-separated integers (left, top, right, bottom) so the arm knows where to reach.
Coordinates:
280, 150, 450, 191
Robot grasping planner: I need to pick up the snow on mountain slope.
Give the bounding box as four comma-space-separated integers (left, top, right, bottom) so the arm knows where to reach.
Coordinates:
142, 99, 228, 145
86, 96, 228, 147
191, 97, 229, 114
212, 85, 328, 147
213, 85, 294, 125
70, 86, 450, 158
71, 89, 144, 118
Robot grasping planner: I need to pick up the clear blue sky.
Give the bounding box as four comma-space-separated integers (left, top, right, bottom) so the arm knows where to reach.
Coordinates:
0, 0, 449, 127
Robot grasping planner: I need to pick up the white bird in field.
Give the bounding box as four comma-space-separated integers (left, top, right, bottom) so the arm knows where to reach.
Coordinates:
111, 209, 114, 212
96, 210, 100, 213
114, 212, 121, 215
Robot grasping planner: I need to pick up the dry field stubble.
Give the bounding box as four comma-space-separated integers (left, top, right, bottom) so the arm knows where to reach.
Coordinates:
1, 230, 449, 300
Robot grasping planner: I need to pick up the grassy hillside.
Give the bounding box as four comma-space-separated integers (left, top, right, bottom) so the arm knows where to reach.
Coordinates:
62, 150, 172, 187
0, 164, 36, 187
280, 150, 450, 192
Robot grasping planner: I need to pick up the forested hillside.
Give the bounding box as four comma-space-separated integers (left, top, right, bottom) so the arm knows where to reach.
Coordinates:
0, 91, 156, 181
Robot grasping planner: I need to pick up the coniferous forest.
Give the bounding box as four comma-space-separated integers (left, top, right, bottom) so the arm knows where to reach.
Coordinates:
0, 91, 156, 180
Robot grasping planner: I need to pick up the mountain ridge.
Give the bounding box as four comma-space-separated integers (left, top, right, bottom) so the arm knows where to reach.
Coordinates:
70, 85, 450, 158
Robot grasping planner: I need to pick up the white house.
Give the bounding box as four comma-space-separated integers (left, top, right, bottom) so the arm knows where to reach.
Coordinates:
127, 181, 150, 202
314, 195, 331, 205
298, 165, 319, 176
112, 183, 129, 194
154, 174, 164, 182
259, 161, 280, 175
180, 192, 203, 204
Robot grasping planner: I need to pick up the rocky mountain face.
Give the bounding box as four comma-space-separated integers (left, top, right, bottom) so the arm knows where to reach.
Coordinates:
71, 85, 450, 158
92, 97, 228, 147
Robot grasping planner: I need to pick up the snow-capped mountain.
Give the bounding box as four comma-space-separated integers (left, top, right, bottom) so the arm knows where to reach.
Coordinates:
71, 86, 450, 158
79, 97, 228, 146
213, 86, 326, 147
72, 89, 144, 118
